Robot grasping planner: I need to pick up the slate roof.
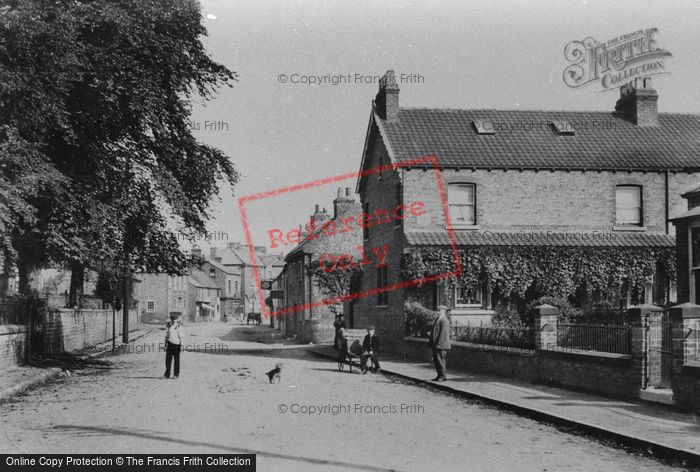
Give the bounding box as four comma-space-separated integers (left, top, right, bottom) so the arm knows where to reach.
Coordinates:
188, 270, 220, 290
404, 230, 675, 248
205, 258, 240, 275
376, 108, 700, 171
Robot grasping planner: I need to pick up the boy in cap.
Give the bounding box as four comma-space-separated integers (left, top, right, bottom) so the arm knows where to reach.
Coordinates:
361, 326, 381, 374
164, 312, 184, 379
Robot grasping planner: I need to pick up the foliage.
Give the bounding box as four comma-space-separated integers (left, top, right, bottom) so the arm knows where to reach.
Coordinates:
311, 258, 362, 304
525, 295, 582, 324
402, 246, 676, 307
0, 0, 238, 297
404, 301, 437, 337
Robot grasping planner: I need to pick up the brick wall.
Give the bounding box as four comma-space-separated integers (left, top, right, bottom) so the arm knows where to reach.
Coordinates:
42, 308, 138, 355
0, 324, 27, 369
354, 127, 407, 353
403, 337, 640, 399
403, 168, 700, 235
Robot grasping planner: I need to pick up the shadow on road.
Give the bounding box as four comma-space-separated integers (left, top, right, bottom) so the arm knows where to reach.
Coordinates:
48, 424, 406, 472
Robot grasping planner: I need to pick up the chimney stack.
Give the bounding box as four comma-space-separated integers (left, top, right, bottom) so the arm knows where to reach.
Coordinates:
210, 247, 218, 260
375, 70, 400, 121
310, 204, 330, 226
615, 77, 658, 127
191, 246, 203, 259
333, 187, 355, 219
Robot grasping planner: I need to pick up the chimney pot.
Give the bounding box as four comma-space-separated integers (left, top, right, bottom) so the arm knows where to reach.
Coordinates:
375, 70, 400, 121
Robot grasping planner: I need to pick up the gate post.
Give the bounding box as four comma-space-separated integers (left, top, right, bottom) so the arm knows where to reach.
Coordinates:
627, 303, 661, 389
532, 304, 558, 351
669, 303, 700, 410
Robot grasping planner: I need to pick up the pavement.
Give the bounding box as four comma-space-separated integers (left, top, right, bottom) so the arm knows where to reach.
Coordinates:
307, 344, 700, 467
0, 327, 154, 402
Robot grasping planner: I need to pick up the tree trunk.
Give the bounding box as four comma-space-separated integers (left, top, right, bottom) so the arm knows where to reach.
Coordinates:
68, 261, 84, 308
16, 257, 31, 297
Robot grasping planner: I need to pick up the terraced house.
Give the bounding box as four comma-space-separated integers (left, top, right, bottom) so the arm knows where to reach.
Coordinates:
352, 71, 700, 353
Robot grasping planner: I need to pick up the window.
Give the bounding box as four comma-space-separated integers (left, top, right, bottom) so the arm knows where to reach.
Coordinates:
147, 300, 155, 313
615, 185, 642, 226
235, 280, 239, 295
395, 183, 403, 228
448, 183, 476, 225
692, 227, 700, 269
377, 265, 388, 306
363, 202, 370, 240
455, 284, 482, 307
209, 268, 216, 277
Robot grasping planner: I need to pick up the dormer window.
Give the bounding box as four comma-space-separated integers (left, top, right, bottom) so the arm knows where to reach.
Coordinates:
550, 121, 575, 135
472, 120, 495, 135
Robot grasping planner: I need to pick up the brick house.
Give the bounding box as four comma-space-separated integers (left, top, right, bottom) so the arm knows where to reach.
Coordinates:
137, 273, 188, 323
352, 70, 700, 353
279, 188, 362, 343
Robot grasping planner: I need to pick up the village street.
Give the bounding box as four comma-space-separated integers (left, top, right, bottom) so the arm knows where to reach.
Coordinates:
0, 323, 686, 472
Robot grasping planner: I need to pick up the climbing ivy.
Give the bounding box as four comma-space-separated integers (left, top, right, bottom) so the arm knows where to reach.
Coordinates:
401, 246, 676, 301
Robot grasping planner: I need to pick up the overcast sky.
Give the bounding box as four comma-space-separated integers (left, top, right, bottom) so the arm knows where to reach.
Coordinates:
186, 0, 700, 256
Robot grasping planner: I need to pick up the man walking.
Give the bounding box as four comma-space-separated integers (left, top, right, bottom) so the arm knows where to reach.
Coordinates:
429, 305, 451, 382
164, 312, 184, 379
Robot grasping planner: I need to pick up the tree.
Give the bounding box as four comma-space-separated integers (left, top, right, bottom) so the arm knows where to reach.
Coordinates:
0, 0, 238, 303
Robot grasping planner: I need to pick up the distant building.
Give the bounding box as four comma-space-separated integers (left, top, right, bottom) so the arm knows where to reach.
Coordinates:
137, 273, 188, 323
208, 243, 284, 322
187, 269, 221, 322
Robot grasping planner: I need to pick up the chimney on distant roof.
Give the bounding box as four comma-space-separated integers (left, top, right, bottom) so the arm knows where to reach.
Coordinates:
210, 247, 217, 260
227, 242, 241, 250
310, 204, 330, 227
615, 77, 658, 127
375, 70, 400, 121
333, 187, 355, 219
214, 256, 222, 263
191, 246, 203, 259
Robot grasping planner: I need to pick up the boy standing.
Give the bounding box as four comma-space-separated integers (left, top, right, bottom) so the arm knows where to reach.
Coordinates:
164, 312, 184, 379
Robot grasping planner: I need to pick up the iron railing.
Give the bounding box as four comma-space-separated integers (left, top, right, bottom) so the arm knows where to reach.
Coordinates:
558, 322, 631, 355
450, 324, 535, 350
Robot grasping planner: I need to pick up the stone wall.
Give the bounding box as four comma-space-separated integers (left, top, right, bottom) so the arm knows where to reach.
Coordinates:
42, 308, 138, 355
0, 324, 27, 369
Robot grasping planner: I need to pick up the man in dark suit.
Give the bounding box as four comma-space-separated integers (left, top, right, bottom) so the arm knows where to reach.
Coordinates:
429, 305, 451, 381
361, 326, 381, 374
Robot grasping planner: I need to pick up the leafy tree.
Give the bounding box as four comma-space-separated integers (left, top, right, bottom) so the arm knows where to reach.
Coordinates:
0, 0, 238, 304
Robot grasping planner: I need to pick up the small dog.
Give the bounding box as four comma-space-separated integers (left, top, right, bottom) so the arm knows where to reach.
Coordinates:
266, 363, 283, 383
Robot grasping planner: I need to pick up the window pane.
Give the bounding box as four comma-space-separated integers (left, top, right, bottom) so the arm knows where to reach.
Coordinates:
451, 204, 475, 225
455, 285, 481, 306
448, 184, 474, 204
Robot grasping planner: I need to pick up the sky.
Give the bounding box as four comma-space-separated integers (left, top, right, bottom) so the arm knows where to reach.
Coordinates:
185, 0, 700, 256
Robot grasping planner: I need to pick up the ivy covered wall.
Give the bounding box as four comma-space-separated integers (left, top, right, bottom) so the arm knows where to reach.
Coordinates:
401, 246, 676, 309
